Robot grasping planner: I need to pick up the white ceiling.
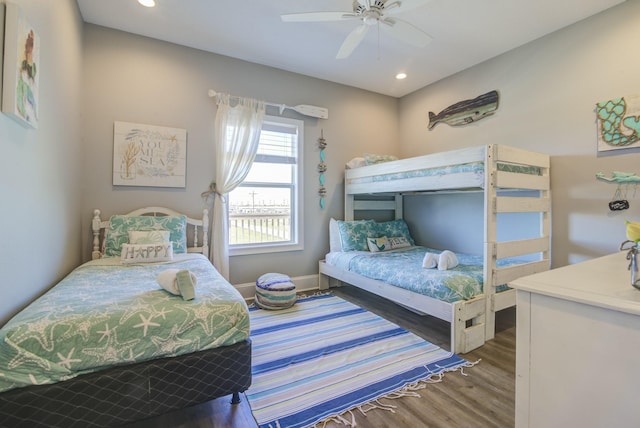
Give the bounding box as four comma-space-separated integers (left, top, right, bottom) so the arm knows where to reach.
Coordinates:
76, 0, 625, 98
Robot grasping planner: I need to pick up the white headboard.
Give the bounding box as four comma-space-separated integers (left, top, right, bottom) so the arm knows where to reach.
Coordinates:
92, 206, 209, 260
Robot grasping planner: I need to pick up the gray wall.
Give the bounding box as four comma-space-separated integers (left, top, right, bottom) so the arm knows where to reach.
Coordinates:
399, 0, 640, 267
81, 24, 398, 286
0, 0, 83, 324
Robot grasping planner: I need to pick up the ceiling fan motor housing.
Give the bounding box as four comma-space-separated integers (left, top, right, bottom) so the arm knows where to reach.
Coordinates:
354, 0, 387, 15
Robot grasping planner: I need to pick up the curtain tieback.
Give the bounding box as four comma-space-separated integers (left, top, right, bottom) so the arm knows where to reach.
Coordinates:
201, 182, 227, 203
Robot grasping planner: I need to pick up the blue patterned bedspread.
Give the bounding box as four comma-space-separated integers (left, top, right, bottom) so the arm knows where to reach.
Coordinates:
0, 254, 249, 393
327, 247, 516, 303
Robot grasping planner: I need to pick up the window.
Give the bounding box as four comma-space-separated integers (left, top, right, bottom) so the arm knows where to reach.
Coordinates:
228, 116, 303, 255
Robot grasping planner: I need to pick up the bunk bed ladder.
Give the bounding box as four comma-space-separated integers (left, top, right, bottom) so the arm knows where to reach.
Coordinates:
485, 145, 552, 341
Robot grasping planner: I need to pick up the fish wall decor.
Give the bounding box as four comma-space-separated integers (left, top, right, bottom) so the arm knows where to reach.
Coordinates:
428, 90, 499, 130
595, 94, 640, 152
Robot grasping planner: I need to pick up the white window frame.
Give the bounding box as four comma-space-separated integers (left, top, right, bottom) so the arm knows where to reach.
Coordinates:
229, 115, 304, 256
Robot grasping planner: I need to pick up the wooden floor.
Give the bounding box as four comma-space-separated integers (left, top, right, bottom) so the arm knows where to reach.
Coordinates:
128, 285, 516, 428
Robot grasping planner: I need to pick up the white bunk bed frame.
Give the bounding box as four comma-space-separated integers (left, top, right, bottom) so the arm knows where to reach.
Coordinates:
318, 144, 551, 354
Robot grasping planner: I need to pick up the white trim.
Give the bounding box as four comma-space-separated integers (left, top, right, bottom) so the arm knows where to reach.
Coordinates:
229, 115, 304, 256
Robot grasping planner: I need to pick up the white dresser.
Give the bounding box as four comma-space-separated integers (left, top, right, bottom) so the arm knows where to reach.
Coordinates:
511, 251, 640, 428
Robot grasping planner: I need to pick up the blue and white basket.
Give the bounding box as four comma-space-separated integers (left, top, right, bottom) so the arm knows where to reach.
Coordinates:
255, 273, 297, 310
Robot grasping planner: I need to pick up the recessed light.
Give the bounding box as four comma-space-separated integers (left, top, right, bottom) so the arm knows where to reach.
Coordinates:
396, 73, 407, 80
138, 0, 156, 7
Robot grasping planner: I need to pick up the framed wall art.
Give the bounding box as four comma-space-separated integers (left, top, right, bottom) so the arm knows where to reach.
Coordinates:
0, 3, 5, 98
2, 3, 39, 129
113, 121, 187, 188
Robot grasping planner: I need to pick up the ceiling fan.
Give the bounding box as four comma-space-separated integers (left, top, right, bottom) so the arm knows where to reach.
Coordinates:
281, 0, 432, 59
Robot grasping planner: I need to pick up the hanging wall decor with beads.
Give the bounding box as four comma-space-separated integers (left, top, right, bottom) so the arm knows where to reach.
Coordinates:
318, 130, 327, 209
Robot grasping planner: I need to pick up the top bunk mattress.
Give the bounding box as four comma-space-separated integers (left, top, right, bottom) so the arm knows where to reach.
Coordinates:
347, 161, 541, 189
344, 145, 549, 195
326, 246, 520, 303
0, 254, 250, 394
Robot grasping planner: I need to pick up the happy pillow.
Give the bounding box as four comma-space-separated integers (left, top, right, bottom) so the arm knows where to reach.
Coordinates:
121, 243, 174, 264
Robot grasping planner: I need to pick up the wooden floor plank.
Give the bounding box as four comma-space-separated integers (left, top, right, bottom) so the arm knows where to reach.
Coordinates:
127, 285, 515, 427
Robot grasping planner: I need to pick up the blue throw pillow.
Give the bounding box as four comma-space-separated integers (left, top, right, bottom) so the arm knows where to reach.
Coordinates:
373, 219, 415, 246
337, 220, 376, 252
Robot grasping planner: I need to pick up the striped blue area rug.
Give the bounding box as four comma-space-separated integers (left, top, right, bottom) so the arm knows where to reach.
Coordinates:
246, 293, 475, 428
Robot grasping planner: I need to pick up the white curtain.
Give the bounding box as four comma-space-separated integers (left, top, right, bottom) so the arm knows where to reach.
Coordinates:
208, 93, 265, 279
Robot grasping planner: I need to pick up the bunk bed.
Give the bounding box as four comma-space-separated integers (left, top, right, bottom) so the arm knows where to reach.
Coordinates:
319, 144, 551, 354
0, 207, 252, 427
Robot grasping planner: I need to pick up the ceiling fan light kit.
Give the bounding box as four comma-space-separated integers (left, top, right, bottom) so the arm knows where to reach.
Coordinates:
281, 0, 432, 59
137, 0, 156, 8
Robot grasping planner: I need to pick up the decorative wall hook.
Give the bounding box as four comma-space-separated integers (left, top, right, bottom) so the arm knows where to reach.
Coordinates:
596, 171, 639, 211
318, 130, 327, 209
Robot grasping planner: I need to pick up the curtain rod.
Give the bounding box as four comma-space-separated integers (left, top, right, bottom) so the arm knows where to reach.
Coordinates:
208, 89, 328, 119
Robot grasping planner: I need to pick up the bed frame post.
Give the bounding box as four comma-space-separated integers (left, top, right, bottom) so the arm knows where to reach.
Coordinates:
202, 209, 209, 257
345, 194, 355, 221
92, 209, 102, 260
540, 167, 551, 267
483, 145, 498, 341
394, 195, 403, 219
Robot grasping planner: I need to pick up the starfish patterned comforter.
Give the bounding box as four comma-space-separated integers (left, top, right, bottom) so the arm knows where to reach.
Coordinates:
0, 254, 250, 393
326, 246, 519, 303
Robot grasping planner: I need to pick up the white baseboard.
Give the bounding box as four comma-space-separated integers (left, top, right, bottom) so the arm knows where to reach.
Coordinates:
234, 274, 319, 302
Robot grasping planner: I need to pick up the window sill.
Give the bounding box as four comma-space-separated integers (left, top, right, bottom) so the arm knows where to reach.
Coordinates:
229, 242, 303, 256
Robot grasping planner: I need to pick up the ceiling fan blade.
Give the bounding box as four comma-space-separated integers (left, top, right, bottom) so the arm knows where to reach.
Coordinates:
380, 17, 432, 47
336, 24, 369, 59
281, 11, 356, 22
384, 0, 432, 15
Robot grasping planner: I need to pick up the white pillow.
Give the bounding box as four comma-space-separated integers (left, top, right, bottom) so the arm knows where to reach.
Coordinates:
128, 230, 171, 245
121, 243, 173, 264
367, 236, 389, 252
329, 218, 343, 252
345, 157, 366, 169
367, 236, 411, 252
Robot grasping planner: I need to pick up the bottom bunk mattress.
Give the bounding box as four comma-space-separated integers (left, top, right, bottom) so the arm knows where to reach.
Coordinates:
326, 246, 515, 303
0, 253, 250, 394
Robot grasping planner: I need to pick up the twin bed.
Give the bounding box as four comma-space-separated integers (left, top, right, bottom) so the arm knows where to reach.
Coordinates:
0, 207, 252, 427
320, 144, 551, 354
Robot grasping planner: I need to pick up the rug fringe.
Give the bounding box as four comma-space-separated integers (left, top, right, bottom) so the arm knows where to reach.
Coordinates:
311, 359, 481, 427
249, 291, 333, 309
297, 290, 333, 299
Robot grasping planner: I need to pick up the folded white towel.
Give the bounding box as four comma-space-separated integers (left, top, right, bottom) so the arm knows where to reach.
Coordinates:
422, 252, 438, 269
157, 269, 198, 300
438, 250, 459, 271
